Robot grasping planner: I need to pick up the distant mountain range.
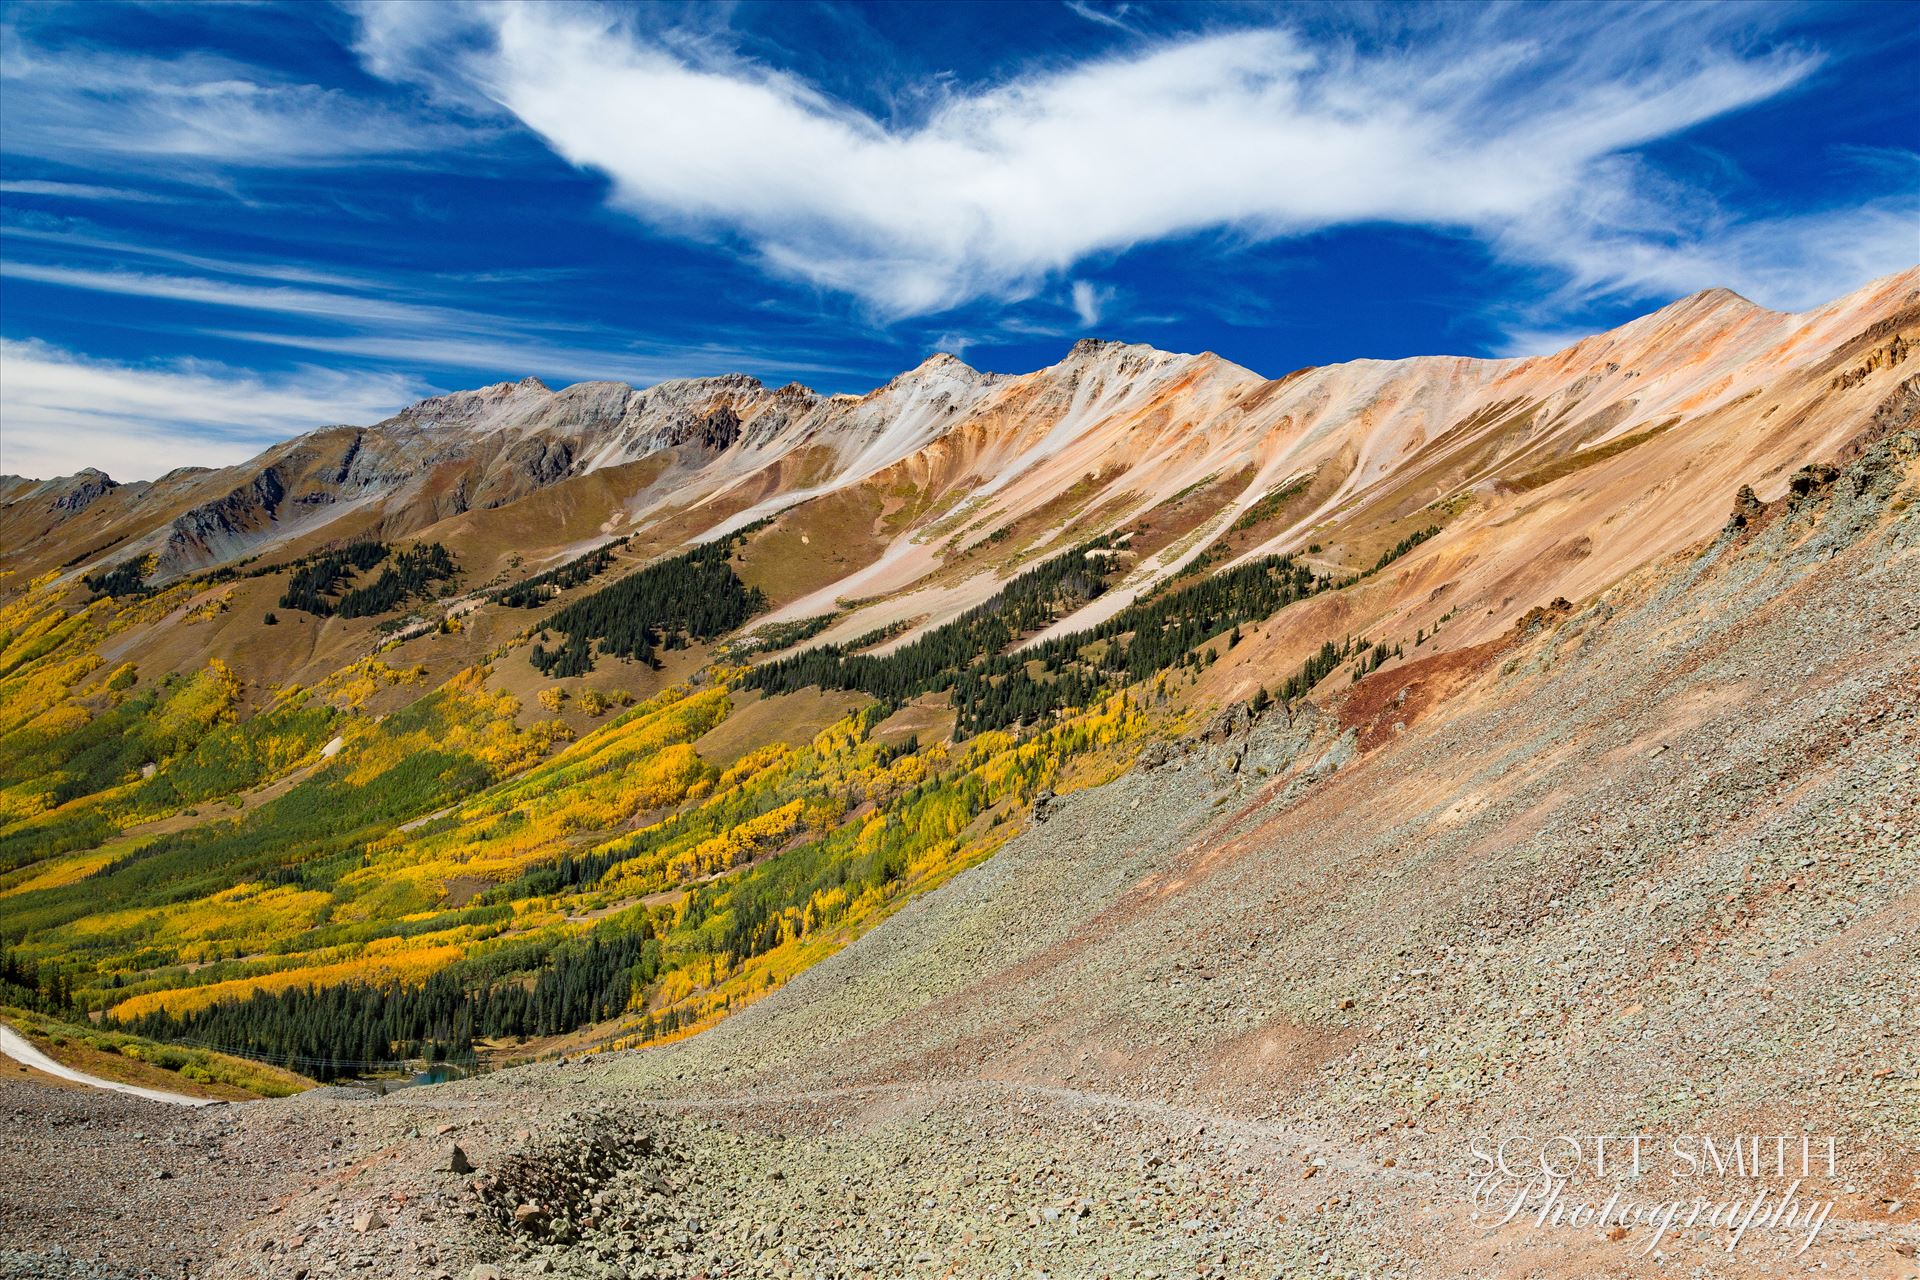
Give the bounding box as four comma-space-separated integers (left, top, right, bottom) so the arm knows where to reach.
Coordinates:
7, 268, 1915, 705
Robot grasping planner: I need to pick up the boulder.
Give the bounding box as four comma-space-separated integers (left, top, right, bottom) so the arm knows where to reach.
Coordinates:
1137, 741, 1177, 770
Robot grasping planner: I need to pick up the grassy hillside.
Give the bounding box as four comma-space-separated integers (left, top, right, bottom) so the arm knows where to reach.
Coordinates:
0, 549, 1205, 1077
0, 474, 1545, 1082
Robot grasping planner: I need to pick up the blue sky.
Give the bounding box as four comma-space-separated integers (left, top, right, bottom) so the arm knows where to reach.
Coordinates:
1, 0, 1915, 480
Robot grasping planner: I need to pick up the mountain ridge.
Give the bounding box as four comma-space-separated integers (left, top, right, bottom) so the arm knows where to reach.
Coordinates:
2, 266, 1913, 698
6, 275, 1861, 496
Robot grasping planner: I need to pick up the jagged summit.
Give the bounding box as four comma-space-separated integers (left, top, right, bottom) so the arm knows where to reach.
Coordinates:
0, 466, 122, 515
1041, 337, 1207, 394
879, 350, 998, 397
1643, 283, 1771, 327
911, 351, 976, 373
643, 371, 772, 396
1060, 335, 1193, 364
458, 374, 553, 400
1691, 284, 1763, 310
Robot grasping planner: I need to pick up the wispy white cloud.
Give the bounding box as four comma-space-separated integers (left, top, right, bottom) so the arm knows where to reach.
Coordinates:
348, 1, 1905, 324
1070, 280, 1115, 327
0, 28, 476, 169
1497, 194, 1920, 320
0, 180, 178, 202
1063, 1, 1137, 36
1829, 145, 1920, 182
1491, 196, 1920, 357
0, 225, 398, 289
0, 338, 428, 481
2, 255, 874, 387
206, 327, 866, 385
0, 260, 474, 329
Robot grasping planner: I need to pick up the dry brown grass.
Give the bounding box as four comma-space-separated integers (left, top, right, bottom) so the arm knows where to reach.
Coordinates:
736, 487, 892, 608
1501, 417, 1680, 493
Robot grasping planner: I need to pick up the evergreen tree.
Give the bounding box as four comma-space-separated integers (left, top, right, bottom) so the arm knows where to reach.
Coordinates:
114, 929, 658, 1080
749, 542, 1333, 734
530, 537, 765, 676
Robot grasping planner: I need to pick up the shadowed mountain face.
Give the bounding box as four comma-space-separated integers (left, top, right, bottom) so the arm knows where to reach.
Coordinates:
0, 270, 1915, 1279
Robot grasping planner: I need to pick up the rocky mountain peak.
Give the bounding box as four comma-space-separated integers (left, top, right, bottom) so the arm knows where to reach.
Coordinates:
868, 352, 999, 406
1046, 337, 1201, 393
1686, 285, 1762, 312
4, 467, 124, 515
1057, 336, 1196, 368
1636, 284, 1770, 332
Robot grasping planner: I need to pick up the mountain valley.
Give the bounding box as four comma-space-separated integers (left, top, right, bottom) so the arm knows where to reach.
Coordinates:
1, 270, 1917, 1280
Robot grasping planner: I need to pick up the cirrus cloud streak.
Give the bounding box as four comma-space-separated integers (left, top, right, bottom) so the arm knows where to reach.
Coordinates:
0, 339, 428, 481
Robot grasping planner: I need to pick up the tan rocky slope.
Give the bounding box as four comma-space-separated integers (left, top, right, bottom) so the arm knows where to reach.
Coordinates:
7, 430, 1914, 1277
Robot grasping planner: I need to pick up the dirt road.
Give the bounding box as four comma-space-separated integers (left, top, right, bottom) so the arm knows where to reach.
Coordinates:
0, 1020, 217, 1108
